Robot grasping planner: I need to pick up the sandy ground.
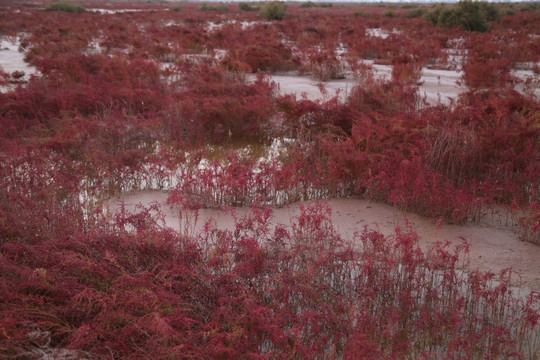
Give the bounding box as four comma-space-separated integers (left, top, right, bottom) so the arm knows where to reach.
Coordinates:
110, 190, 540, 291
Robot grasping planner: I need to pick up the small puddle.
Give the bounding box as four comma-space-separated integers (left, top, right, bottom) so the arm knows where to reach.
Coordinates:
109, 190, 540, 291
0, 37, 38, 91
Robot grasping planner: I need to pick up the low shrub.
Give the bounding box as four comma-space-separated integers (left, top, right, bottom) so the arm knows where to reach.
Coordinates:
238, 2, 259, 11
303, 48, 346, 82
391, 54, 422, 84
300, 2, 332, 8
426, 0, 499, 32
44, 2, 85, 13
406, 8, 427, 18
221, 40, 298, 73
197, 3, 229, 12
2, 202, 538, 358
259, 1, 287, 20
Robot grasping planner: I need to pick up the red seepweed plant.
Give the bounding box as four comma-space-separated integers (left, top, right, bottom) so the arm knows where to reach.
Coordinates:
1, 201, 538, 358
0, 2, 539, 357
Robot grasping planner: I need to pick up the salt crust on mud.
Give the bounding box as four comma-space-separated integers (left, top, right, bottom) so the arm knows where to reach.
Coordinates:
0, 37, 37, 91
254, 66, 537, 104
112, 190, 540, 291
2, 34, 537, 101
254, 59, 464, 104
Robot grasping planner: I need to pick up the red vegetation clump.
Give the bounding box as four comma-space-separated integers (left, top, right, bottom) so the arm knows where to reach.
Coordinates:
170, 63, 275, 144
219, 23, 299, 73
462, 33, 515, 90
0, 1, 539, 357
391, 53, 422, 84
1, 202, 539, 358
301, 46, 346, 81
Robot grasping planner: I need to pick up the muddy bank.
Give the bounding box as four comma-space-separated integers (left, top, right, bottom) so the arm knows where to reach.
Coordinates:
110, 190, 540, 291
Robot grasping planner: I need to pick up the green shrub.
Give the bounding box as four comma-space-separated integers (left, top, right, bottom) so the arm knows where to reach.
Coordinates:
259, 1, 287, 20
502, 9, 515, 16
406, 8, 427, 18
44, 2, 85, 13
479, 1, 500, 21
239, 2, 259, 11
197, 3, 229, 12
367, 2, 387, 8
439, 7, 465, 28
423, 7, 440, 24
300, 2, 332, 8
383, 10, 395, 18
519, 2, 539, 12
426, 0, 498, 32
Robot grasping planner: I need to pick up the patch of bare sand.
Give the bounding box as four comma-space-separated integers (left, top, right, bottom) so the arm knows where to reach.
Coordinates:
110, 190, 540, 291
